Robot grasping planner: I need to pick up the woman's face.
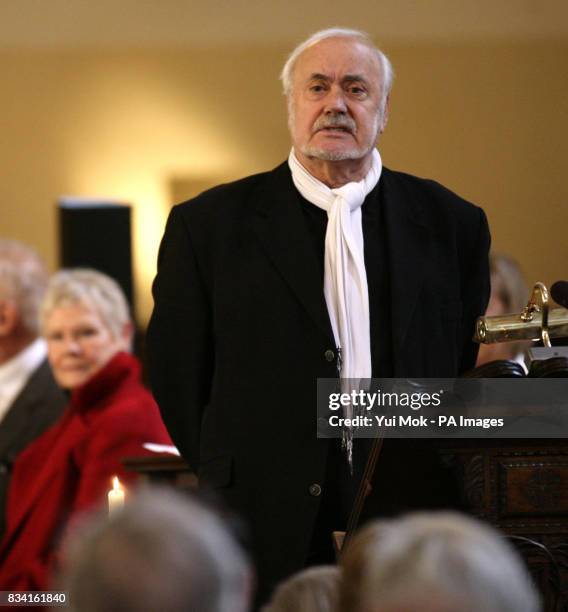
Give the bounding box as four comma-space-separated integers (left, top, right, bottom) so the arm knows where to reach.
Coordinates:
45, 302, 125, 389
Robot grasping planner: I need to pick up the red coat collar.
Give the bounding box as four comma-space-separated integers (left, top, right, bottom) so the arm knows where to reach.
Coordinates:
0, 353, 143, 556
70, 352, 140, 412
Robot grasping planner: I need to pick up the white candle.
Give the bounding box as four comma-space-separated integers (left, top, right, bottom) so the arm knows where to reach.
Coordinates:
108, 476, 125, 516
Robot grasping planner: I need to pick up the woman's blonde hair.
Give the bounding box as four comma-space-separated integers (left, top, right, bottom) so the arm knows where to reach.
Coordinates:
40, 268, 131, 342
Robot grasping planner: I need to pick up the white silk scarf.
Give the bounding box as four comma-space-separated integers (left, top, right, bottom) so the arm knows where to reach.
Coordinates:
288, 148, 382, 464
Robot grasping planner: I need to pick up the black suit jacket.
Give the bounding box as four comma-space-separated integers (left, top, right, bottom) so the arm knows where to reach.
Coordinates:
0, 358, 66, 539
147, 162, 490, 598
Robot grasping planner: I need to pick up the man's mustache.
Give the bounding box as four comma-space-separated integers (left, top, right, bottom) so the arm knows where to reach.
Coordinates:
312, 114, 357, 134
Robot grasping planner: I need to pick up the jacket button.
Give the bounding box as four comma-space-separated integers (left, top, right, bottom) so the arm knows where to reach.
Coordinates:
324, 350, 335, 362
309, 483, 322, 497
0, 463, 8, 475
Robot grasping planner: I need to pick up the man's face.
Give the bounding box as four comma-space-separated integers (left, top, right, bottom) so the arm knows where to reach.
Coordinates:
288, 37, 386, 163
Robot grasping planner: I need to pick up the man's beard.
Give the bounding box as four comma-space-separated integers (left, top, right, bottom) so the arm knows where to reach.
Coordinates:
301, 146, 366, 161
294, 111, 381, 162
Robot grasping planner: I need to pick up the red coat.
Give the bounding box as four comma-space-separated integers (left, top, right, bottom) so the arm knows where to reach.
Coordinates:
0, 352, 172, 590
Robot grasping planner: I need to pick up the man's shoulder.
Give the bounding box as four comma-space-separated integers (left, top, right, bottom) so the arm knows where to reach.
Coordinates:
382, 167, 482, 218
13, 358, 65, 411
382, 167, 489, 261
0, 359, 66, 458
173, 162, 289, 220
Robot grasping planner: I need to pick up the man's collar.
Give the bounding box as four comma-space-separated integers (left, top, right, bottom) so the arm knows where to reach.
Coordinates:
0, 337, 46, 387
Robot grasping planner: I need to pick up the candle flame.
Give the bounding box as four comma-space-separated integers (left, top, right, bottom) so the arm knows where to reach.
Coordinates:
113, 476, 121, 492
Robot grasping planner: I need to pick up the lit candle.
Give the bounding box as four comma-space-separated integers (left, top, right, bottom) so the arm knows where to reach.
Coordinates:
108, 476, 125, 516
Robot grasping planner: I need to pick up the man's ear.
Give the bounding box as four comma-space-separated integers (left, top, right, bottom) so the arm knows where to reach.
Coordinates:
0, 299, 19, 338
379, 95, 390, 133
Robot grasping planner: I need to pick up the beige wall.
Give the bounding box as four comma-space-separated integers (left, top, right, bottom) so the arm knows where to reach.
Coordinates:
1, 41, 567, 323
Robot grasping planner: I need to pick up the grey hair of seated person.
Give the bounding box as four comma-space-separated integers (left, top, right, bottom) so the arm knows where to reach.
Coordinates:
0, 239, 48, 337
340, 512, 540, 612
262, 565, 340, 612
39, 268, 131, 345
60, 486, 252, 612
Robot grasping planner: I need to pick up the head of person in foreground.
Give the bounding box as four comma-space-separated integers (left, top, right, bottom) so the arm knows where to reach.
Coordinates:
262, 565, 340, 612
340, 511, 540, 612
60, 486, 253, 612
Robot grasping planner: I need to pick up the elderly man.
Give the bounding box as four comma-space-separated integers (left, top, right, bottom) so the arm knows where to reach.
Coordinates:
0, 240, 66, 539
147, 27, 490, 602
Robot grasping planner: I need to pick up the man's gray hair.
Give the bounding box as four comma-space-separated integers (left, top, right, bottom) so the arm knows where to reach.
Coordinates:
340, 512, 540, 612
280, 27, 394, 112
262, 565, 340, 612
61, 487, 251, 612
0, 239, 48, 336
40, 268, 131, 342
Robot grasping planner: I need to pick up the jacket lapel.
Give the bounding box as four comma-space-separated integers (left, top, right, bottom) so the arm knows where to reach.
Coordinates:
381, 169, 430, 374
0, 360, 63, 460
249, 162, 335, 344
247, 162, 432, 368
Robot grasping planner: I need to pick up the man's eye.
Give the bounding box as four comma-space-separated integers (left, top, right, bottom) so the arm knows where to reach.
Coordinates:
349, 86, 366, 95
309, 84, 325, 93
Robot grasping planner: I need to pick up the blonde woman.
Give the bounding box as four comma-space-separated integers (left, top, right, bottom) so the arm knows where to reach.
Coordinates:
0, 269, 172, 590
